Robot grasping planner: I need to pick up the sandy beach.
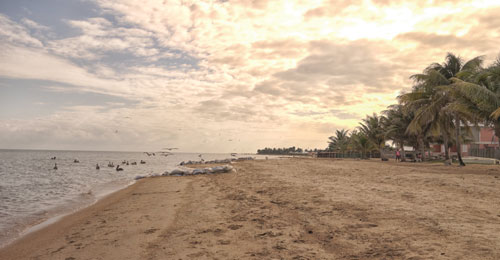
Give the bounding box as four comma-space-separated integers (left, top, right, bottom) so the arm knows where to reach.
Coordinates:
1, 158, 499, 259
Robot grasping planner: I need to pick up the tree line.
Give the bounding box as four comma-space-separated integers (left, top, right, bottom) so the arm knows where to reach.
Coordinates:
327, 52, 500, 165
257, 147, 313, 155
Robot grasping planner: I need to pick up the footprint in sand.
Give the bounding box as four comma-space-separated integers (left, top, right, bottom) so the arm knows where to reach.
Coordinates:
144, 228, 159, 234
228, 224, 243, 230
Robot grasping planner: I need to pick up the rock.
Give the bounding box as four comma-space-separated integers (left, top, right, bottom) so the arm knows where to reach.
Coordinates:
223, 165, 234, 172
166, 164, 234, 177
169, 169, 186, 176
192, 168, 206, 175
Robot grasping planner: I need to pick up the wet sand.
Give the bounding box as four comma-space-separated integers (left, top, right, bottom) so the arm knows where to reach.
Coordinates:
1, 158, 499, 259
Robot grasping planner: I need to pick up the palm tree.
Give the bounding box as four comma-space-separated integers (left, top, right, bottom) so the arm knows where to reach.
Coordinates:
431, 53, 486, 166
383, 104, 413, 162
398, 71, 446, 162
328, 129, 350, 157
451, 55, 500, 138
350, 131, 373, 159
358, 114, 386, 159
401, 53, 484, 166
488, 58, 500, 122
399, 81, 455, 163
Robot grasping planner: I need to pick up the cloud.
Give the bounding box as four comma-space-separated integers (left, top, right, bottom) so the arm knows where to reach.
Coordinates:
330, 109, 360, 120
303, 0, 361, 19
47, 17, 159, 60
0, 14, 43, 47
1, 0, 500, 152
0, 44, 132, 98
395, 6, 500, 59
252, 39, 405, 110
21, 18, 50, 30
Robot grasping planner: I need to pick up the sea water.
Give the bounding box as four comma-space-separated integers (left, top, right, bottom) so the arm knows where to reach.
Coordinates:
0, 149, 255, 247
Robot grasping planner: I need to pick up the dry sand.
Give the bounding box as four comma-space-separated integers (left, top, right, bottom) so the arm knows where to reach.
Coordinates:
1, 158, 499, 259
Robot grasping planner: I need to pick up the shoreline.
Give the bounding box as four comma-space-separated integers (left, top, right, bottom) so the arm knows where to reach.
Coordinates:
1, 158, 499, 259
0, 150, 258, 248
0, 175, 190, 259
0, 178, 137, 249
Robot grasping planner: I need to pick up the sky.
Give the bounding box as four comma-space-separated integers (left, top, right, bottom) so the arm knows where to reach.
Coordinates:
0, 0, 499, 152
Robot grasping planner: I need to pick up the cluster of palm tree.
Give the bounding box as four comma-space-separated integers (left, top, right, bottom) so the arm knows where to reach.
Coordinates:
327, 114, 388, 159
328, 52, 500, 165
257, 146, 304, 155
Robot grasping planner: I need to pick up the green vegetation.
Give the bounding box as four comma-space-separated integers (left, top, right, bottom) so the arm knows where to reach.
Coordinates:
257, 147, 309, 155
327, 52, 500, 165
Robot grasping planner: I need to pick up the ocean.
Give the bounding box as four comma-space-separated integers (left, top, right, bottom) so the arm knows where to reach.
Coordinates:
0, 149, 256, 247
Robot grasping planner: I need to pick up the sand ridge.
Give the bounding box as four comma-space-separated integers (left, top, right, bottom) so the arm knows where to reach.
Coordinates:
1, 158, 499, 259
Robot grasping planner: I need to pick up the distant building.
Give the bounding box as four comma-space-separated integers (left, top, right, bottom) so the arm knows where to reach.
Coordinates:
432, 126, 499, 157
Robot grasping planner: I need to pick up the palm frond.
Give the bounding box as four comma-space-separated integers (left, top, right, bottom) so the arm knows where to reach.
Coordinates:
491, 107, 500, 119
450, 78, 498, 111
462, 55, 485, 72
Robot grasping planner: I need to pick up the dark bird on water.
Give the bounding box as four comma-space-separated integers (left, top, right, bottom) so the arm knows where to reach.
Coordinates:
116, 165, 123, 171
53, 163, 58, 170
96, 164, 100, 170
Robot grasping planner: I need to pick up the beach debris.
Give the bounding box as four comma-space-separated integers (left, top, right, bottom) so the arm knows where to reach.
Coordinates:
133, 158, 243, 181
165, 168, 192, 176
179, 157, 254, 166
163, 164, 235, 177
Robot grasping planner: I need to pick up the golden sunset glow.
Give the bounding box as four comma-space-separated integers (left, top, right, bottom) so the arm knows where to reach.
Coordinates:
1, 0, 499, 152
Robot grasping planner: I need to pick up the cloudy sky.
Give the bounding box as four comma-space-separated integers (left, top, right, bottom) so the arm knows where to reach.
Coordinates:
0, 0, 499, 152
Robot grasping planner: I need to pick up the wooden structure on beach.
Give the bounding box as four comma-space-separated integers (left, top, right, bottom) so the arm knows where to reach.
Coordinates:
315, 150, 392, 159
316, 151, 366, 158
316, 152, 341, 158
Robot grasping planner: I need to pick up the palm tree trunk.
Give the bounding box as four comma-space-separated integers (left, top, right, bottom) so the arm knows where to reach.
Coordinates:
418, 136, 425, 162
455, 114, 466, 166
442, 131, 451, 165
399, 141, 406, 162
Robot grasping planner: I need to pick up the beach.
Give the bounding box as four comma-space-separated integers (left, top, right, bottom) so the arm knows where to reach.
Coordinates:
1, 158, 499, 259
